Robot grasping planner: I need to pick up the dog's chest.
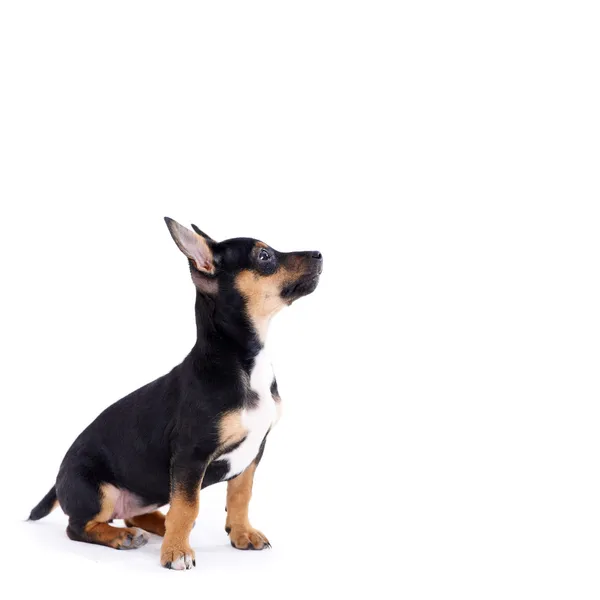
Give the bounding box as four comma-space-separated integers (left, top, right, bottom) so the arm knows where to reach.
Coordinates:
218, 349, 280, 479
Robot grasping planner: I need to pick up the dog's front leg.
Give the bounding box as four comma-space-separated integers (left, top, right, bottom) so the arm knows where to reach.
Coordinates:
226, 460, 271, 550
161, 456, 207, 570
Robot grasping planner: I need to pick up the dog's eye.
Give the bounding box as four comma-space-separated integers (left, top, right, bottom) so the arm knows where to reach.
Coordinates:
258, 249, 271, 261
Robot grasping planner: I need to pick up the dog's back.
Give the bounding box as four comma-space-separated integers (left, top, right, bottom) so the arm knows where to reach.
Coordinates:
29, 217, 322, 570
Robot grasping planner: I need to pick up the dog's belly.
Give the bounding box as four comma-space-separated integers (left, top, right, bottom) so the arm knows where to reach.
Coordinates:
214, 348, 280, 480
102, 484, 159, 520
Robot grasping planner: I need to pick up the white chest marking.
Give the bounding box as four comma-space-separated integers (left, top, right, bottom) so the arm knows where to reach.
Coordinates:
219, 349, 278, 479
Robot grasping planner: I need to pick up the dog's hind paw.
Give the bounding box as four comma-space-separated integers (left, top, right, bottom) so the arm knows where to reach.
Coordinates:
120, 528, 149, 549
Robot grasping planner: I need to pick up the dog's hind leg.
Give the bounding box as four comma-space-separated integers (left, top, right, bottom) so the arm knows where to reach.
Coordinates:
60, 477, 148, 550
125, 511, 166, 537
67, 520, 149, 549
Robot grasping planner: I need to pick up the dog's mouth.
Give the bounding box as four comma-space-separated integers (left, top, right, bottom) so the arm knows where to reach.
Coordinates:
281, 274, 319, 304
281, 273, 321, 303
281, 253, 323, 304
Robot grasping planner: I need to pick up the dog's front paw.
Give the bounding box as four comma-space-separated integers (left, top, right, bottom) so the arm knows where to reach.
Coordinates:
226, 526, 271, 550
161, 542, 196, 570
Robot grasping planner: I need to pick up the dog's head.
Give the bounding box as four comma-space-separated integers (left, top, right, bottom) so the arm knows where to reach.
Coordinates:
165, 217, 323, 341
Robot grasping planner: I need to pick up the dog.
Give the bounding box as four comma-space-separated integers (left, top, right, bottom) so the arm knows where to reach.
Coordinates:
29, 217, 322, 570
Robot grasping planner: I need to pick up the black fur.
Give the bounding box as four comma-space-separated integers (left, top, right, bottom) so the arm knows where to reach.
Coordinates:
29, 486, 57, 521
30, 218, 322, 553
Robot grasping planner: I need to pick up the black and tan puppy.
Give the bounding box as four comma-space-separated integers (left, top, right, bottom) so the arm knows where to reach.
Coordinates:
29, 217, 322, 570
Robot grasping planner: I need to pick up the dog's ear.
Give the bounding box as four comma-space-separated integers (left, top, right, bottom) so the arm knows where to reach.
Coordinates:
164, 217, 215, 275
191, 224, 216, 243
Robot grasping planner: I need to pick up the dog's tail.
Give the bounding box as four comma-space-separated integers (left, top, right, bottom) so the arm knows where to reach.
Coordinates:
28, 486, 58, 521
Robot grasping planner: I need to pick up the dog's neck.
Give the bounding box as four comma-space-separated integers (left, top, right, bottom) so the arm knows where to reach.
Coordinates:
191, 291, 264, 367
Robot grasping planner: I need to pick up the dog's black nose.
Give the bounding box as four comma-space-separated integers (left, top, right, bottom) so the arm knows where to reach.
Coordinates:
311, 251, 323, 260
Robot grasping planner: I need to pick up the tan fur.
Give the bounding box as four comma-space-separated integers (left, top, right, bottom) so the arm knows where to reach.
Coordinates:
97, 483, 119, 521
235, 243, 311, 340
235, 263, 293, 341
159, 410, 252, 565
161, 487, 199, 567
125, 511, 166, 537
219, 410, 248, 447
78, 484, 142, 548
225, 462, 270, 550
83, 522, 142, 547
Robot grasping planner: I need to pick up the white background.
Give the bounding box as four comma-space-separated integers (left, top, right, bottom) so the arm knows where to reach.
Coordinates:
1, 1, 599, 598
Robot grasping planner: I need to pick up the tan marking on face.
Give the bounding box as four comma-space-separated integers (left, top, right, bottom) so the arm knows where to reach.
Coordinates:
235, 245, 312, 341
235, 269, 289, 341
